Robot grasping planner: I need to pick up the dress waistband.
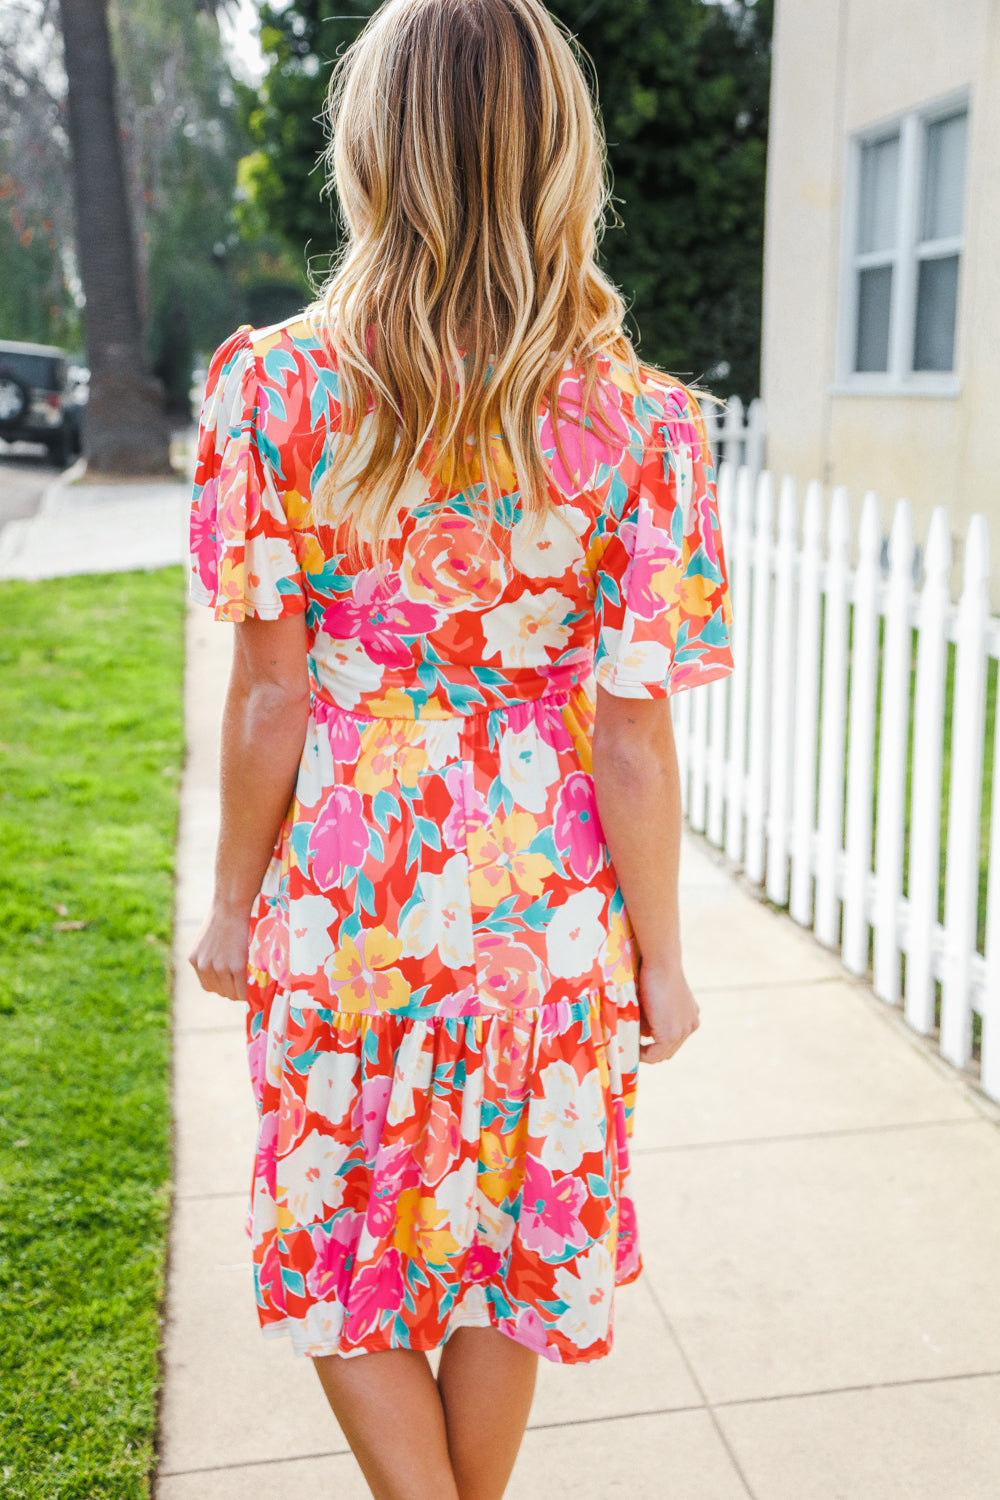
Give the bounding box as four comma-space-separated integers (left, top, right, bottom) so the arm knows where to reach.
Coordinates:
309, 681, 587, 726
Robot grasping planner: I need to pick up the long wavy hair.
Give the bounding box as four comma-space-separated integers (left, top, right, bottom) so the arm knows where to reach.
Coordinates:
306, 0, 643, 555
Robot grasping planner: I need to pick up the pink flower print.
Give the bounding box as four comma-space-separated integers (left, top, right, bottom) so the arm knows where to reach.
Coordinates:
662, 387, 700, 450
554, 771, 605, 880
442, 764, 489, 850
344, 1247, 405, 1343
321, 570, 438, 668
465, 1241, 502, 1284
249, 906, 290, 986
191, 481, 218, 592
305, 1210, 364, 1304
308, 785, 369, 888
615, 1195, 641, 1282
352, 1073, 394, 1160
255, 1234, 285, 1314
538, 998, 576, 1040
247, 1026, 268, 1105
696, 488, 721, 570
500, 1305, 550, 1356
435, 982, 480, 1019
278, 1081, 308, 1154
506, 696, 574, 753
539, 374, 629, 497
315, 702, 362, 764
518, 1157, 588, 1259
253, 1109, 278, 1199
364, 1139, 419, 1237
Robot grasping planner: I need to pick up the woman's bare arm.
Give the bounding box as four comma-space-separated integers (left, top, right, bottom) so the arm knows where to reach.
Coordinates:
189, 612, 310, 1002
591, 684, 699, 1063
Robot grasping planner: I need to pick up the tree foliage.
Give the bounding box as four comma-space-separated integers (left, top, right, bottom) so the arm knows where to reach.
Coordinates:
244, 0, 772, 398
0, 0, 301, 410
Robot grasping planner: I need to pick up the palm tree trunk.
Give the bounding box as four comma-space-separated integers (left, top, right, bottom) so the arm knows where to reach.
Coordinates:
59, 0, 171, 474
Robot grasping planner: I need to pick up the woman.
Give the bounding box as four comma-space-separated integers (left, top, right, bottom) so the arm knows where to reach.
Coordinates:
189, 0, 734, 1495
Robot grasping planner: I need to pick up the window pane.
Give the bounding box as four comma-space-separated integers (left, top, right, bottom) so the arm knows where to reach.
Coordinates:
913, 254, 959, 370
858, 134, 900, 253
921, 112, 967, 242
855, 265, 893, 372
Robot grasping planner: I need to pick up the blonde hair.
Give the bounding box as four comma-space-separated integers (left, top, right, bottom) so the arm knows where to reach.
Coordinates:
306, 0, 642, 555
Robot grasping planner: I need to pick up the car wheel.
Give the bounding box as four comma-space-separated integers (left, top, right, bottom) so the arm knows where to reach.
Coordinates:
0, 376, 27, 423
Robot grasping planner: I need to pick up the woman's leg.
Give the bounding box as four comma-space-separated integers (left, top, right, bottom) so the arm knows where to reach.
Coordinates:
436, 1328, 538, 1500
313, 1348, 461, 1500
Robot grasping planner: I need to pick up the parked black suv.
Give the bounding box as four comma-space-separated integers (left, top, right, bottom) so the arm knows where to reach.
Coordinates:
0, 338, 83, 467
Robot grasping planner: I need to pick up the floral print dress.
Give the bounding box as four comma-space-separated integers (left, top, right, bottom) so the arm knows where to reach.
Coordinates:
189, 315, 734, 1364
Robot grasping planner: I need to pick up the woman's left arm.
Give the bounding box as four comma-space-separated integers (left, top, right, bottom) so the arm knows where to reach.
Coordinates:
189, 613, 310, 1002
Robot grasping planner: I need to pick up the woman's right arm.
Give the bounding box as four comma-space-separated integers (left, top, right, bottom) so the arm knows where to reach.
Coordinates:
591, 683, 700, 1064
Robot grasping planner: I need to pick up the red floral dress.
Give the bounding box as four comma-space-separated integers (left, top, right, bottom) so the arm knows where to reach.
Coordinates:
189, 315, 734, 1363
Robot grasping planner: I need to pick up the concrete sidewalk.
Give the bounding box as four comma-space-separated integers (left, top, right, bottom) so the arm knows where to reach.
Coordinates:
0, 468, 189, 580
158, 605, 1000, 1500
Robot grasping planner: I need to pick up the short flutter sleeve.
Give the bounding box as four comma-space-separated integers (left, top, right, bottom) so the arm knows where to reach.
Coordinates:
593, 385, 735, 698
189, 326, 306, 623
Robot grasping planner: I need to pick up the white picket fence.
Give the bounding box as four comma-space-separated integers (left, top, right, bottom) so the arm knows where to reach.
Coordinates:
672, 462, 1000, 1102
703, 395, 767, 477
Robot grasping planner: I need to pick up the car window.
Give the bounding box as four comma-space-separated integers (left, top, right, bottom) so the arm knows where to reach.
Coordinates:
0, 352, 66, 390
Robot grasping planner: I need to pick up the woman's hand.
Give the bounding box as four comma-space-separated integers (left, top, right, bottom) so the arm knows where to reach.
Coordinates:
188, 900, 253, 1004
637, 961, 700, 1064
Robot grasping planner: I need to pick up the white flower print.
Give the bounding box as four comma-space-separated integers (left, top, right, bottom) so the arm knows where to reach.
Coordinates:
555, 1242, 614, 1348
299, 1298, 347, 1353
498, 724, 560, 813
385, 1028, 435, 1127
318, 636, 385, 710
595, 625, 672, 695
545, 888, 606, 978
287, 893, 339, 976
534, 1059, 606, 1173
476, 1193, 516, 1255
434, 1156, 478, 1246
510, 505, 587, 578
480, 589, 573, 668
246, 534, 298, 609
279, 1129, 350, 1226
398, 854, 474, 969
304, 1050, 360, 1125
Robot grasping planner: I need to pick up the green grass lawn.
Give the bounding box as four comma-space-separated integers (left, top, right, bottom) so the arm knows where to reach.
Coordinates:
0, 569, 185, 1499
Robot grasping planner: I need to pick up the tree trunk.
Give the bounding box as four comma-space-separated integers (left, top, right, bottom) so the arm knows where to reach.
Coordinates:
59, 0, 172, 474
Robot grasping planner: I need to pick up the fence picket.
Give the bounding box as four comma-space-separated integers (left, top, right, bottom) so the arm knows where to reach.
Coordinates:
744, 472, 775, 884
789, 482, 824, 926
941, 515, 991, 1068
814, 487, 851, 948
670, 461, 998, 1103
873, 501, 915, 1004
981, 691, 1000, 1098
765, 476, 798, 905
842, 492, 882, 974
724, 466, 754, 865
904, 508, 951, 1034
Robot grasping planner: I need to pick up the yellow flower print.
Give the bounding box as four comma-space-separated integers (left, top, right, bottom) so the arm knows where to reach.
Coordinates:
677, 571, 715, 620
477, 1125, 526, 1206
283, 488, 313, 529
325, 927, 410, 1013
216, 556, 245, 614
600, 908, 637, 986
355, 723, 427, 796
394, 1187, 460, 1263
467, 811, 553, 906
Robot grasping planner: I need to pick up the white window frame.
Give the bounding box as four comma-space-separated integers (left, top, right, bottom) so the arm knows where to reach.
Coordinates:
833, 89, 970, 398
